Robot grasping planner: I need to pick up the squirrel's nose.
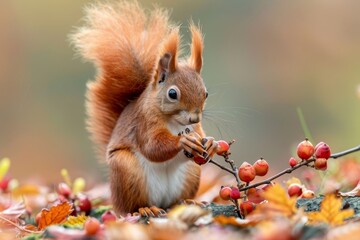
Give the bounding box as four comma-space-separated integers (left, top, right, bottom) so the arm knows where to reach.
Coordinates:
189, 114, 201, 124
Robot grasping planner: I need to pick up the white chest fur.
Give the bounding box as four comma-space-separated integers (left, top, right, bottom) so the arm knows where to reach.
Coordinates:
136, 151, 191, 207
136, 123, 194, 207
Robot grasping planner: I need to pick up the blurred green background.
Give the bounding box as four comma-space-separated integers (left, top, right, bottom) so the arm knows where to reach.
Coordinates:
1, 0, 359, 183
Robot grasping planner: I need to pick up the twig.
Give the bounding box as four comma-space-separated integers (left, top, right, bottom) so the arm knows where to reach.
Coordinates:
330, 145, 360, 159
210, 144, 360, 193
0, 215, 42, 234
209, 160, 234, 175
240, 159, 313, 192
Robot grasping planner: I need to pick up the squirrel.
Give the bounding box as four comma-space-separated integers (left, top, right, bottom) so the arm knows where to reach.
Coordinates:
71, 1, 218, 215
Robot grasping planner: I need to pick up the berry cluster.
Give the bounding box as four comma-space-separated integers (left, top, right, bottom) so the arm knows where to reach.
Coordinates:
191, 138, 332, 218
34, 181, 118, 236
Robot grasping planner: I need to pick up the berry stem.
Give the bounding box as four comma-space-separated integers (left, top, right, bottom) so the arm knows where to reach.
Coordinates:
209, 159, 235, 175
225, 156, 243, 189
231, 199, 243, 219
330, 145, 360, 159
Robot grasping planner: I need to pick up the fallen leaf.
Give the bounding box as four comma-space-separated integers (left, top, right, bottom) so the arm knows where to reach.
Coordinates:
38, 201, 73, 230
168, 205, 210, 226
0, 201, 25, 222
0, 201, 25, 228
339, 181, 360, 197
213, 215, 257, 227
249, 184, 298, 218
307, 194, 354, 226
62, 215, 88, 229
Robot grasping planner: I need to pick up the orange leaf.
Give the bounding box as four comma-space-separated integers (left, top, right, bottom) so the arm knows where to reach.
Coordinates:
307, 194, 354, 226
213, 215, 258, 227
249, 184, 297, 218
38, 202, 73, 230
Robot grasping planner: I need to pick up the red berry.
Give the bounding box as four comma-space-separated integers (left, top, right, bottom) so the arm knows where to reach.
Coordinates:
193, 155, 208, 165
0, 176, 11, 191
77, 195, 92, 215
84, 217, 100, 236
301, 190, 315, 199
314, 158, 327, 171
101, 210, 117, 224
297, 139, 315, 160
216, 140, 230, 155
238, 162, 256, 183
240, 201, 255, 216
253, 158, 269, 176
289, 157, 297, 167
314, 143, 331, 159
219, 186, 232, 201
287, 183, 303, 197
230, 187, 241, 200
57, 183, 72, 198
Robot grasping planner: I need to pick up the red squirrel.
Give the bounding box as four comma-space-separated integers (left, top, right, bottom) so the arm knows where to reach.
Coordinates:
71, 1, 217, 215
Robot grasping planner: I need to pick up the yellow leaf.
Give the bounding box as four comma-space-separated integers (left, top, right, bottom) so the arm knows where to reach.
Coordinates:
38, 201, 73, 230
250, 184, 297, 218
0, 158, 10, 181
307, 194, 354, 226
63, 215, 88, 229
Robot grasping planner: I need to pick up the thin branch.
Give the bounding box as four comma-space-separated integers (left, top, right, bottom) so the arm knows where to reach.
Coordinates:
240, 159, 313, 192
0, 215, 42, 234
210, 144, 360, 192
239, 144, 360, 192
330, 145, 360, 159
209, 160, 234, 175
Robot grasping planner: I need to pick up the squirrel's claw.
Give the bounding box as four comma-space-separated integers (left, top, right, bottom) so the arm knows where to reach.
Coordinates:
138, 206, 166, 218
135, 206, 166, 217
202, 137, 218, 160
180, 133, 207, 157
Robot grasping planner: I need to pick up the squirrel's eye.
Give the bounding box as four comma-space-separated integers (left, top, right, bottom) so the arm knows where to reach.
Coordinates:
168, 88, 178, 100
205, 92, 208, 98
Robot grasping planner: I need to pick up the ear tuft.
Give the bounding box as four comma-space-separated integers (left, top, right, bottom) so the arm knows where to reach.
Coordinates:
162, 27, 180, 73
189, 21, 204, 73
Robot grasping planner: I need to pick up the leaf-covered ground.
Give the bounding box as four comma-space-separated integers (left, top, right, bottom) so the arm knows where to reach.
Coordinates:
1, 157, 360, 240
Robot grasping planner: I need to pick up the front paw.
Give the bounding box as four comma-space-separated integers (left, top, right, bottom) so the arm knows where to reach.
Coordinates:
180, 132, 207, 158
201, 137, 218, 160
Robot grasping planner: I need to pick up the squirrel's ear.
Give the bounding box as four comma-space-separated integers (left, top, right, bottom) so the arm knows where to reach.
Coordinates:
157, 53, 171, 83
162, 27, 180, 73
188, 22, 204, 73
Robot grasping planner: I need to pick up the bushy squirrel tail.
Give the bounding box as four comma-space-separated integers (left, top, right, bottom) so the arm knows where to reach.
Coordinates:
70, 1, 171, 156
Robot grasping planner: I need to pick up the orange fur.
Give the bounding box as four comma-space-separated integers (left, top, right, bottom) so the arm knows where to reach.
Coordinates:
71, 1, 171, 156
189, 22, 204, 73
161, 27, 180, 73
72, 1, 208, 214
